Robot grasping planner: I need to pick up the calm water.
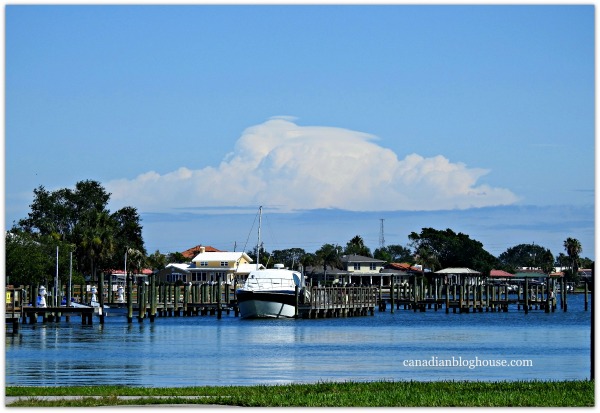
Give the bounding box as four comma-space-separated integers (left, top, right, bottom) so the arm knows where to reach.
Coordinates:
5, 294, 592, 387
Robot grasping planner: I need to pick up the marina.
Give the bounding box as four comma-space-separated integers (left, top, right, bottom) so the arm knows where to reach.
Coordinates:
6, 272, 591, 330
4, 293, 592, 387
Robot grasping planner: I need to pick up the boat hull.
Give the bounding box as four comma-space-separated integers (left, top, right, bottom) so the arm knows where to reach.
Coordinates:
237, 291, 297, 319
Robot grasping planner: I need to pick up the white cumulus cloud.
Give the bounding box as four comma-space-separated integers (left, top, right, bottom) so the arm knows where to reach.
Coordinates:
106, 118, 518, 213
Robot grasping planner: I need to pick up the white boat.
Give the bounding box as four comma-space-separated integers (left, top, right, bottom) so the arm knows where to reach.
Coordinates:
236, 264, 308, 319
61, 301, 111, 316
235, 207, 309, 319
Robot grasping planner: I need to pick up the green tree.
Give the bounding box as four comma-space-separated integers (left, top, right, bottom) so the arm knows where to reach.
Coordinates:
414, 245, 441, 273
563, 237, 582, 275
13, 180, 145, 284
168, 251, 187, 263
344, 235, 372, 257
412, 245, 441, 287
408, 228, 498, 274
247, 244, 270, 268
299, 252, 317, 272
111, 206, 146, 270
556, 253, 570, 270
373, 248, 392, 263
147, 250, 167, 272
6, 230, 52, 286
315, 243, 343, 273
498, 243, 554, 273
74, 210, 115, 282
126, 247, 147, 280
18, 186, 74, 238
579, 257, 594, 269
5, 229, 79, 292
270, 248, 306, 270
374, 244, 413, 263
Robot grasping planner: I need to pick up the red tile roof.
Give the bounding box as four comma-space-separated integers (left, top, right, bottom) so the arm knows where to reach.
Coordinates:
110, 268, 153, 275
387, 262, 421, 272
490, 269, 514, 277
181, 245, 222, 259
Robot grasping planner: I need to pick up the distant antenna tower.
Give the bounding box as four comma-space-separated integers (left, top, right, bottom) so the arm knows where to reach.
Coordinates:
379, 219, 385, 249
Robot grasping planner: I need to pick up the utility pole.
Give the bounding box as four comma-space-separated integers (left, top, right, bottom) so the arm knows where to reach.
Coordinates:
379, 218, 385, 250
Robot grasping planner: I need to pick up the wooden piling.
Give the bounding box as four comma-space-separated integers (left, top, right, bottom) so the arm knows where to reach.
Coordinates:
390, 278, 395, 314
125, 275, 133, 323
149, 273, 157, 321
108, 275, 113, 305
445, 283, 450, 313
183, 283, 189, 316
524, 278, 529, 314
544, 278, 552, 313
217, 276, 222, 319
560, 277, 565, 310
137, 281, 145, 321
98, 272, 105, 324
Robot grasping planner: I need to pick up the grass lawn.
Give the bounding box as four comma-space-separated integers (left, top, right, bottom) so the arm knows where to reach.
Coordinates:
6, 380, 594, 407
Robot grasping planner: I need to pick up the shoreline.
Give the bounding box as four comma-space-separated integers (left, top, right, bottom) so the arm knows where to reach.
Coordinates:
5, 380, 594, 407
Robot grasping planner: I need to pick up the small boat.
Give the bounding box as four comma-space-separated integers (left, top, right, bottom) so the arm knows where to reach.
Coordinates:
235, 206, 309, 319
236, 264, 308, 319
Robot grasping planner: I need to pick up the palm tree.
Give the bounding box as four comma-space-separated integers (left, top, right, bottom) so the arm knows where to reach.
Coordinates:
556, 253, 569, 270
75, 210, 115, 282
540, 249, 555, 275
563, 238, 582, 275
414, 246, 441, 289
415, 246, 441, 274
315, 244, 343, 274
126, 247, 146, 276
344, 235, 372, 257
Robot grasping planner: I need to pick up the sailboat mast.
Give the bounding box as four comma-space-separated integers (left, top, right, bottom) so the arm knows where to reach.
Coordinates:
256, 206, 262, 270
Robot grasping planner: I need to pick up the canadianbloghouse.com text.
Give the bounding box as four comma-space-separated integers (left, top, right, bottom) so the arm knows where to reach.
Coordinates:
403, 356, 533, 370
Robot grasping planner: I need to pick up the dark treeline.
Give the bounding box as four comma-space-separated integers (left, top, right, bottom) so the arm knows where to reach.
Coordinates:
6, 180, 593, 288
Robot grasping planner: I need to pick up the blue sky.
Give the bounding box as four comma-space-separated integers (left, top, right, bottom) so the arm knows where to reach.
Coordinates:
5, 5, 595, 260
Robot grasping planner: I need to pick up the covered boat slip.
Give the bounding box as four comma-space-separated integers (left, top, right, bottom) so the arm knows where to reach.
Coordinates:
378, 267, 588, 314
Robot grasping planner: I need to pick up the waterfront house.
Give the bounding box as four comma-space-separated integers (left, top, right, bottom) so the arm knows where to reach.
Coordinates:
180, 244, 222, 260
303, 264, 347, 286
156, 264, 191, 284
157, 246, 263, 285
190, 247, 255, 284
380, 262, 421, 286
341, 254, 386, 273
305, 254, 387, 286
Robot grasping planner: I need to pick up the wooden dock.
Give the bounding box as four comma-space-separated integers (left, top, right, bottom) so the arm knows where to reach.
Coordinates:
7, 281, 379, 326
377, 275, 591, 314
6, 273, 590, 330
5, 287, 23, 333
298, 286, 377, 318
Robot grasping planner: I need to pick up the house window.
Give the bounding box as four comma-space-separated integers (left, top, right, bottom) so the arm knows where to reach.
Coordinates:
370, 263, 377, 271
200, 262, 208, 267
220, 262, 229, 267
353, 263, 361, 270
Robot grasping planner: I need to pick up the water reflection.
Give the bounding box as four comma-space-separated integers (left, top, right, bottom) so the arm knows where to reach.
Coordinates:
5, 295, 592, 386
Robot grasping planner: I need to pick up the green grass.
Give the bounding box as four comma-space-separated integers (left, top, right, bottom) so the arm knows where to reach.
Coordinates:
6, 380, 594, 407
